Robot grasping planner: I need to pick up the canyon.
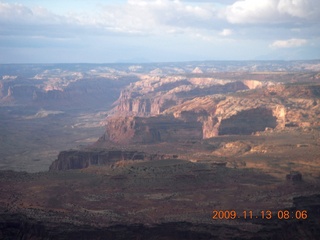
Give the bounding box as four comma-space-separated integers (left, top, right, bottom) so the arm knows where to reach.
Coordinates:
1, 61, 320, 239
101, 80, 320, 144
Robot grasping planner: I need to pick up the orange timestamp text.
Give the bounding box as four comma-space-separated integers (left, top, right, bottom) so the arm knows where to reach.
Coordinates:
212, 210, 308, 220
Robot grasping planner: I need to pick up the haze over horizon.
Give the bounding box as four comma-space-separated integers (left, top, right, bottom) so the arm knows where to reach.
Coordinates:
1, 0, 319, 63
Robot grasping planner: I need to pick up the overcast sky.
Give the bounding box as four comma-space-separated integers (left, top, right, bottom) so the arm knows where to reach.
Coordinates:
0, 0, 319, 63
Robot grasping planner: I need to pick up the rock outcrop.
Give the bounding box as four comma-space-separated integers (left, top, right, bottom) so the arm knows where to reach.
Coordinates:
200, 97, 286, 138
102, 115, 203, 144
0, 68, 140, 108
101, 83, 320, 144
49, 149, 174, 171
113, 75, 252, 116
115, 89, 179, 116
286, 171, 303, 182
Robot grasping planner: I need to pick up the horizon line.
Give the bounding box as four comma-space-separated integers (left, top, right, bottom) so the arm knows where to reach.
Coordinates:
1, 59, 320, 65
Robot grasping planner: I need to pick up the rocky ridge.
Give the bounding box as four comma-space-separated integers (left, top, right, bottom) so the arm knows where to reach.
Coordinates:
113, 75, 272, 117
49, 149, 178, 171
48, 74, 320, 171
2, 63, 320, 239
0, 66, 139, 109
102, 82, 320, 144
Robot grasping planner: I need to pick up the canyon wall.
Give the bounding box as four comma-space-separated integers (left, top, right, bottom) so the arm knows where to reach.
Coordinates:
0, 72, 139, 109
218, 108, 278, 135
113, 77, 251, 116
49, 149, 174, 171
103, 115, 203, 144
101, 83, 320, 144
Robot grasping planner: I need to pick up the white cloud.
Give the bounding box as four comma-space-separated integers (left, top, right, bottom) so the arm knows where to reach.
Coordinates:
270, 38, 308, 48
224, 0, 320, 24
277, 0, 313, 18
97, 0, 217, 34
0, 1, 319, 62
0, 2, 32, 20
0, 2, 108, 39
0, 2, 65, 25
0, 0, 218, 37
225, 0, 278, 24
219, 28, 233, 36
1, 0, 317, 39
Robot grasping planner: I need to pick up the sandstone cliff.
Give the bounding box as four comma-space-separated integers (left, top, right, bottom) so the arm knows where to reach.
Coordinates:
102, 115, 202, 144
166, 84, 320, 139
199, 96, 286, 138
113, 75, 254, 116
102, 83, 320, 144
49, 149, 174, 171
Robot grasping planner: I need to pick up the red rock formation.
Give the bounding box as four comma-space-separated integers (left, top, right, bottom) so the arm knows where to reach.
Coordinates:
49, 149, 173, 171
218, 108, 277, 135
113, 76, 250, 117
102, 84, 320, 144
103, 115, 202, 144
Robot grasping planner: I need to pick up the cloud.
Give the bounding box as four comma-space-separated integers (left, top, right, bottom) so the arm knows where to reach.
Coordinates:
0, 2, 65, 25
0, 1, 222, 38
225, 0, 278, 24
277, 0, 314, 18
224, 0, 320, 24
219, 28, 233, 36
0, 2, 76, 39
0, 0, 319, 62
97, 0, 218, 34
2, 0, 316, 40
270, 38, 308, 48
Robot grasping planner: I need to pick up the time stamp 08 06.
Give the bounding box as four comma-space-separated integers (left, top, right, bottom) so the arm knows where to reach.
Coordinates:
212, 210, 308, 220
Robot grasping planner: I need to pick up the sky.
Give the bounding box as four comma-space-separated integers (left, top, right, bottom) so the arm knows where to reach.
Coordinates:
0, 0, 319, 63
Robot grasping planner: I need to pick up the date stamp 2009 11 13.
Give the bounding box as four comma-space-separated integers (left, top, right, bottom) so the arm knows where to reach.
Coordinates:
212, 210, 308, 220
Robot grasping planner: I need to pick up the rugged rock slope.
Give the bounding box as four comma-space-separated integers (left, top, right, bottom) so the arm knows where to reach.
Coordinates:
0, 67, 139, 109
102, 115, 202, 144
102, 83, 320, 144
49, 149, 176, 171
113, 76, 268, 116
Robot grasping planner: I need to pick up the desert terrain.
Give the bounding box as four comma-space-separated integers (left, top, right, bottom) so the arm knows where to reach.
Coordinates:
0, 61, 320, 239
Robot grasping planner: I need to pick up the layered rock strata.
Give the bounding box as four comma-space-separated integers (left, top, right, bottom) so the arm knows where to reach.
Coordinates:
114, 76, 255, 116
49, 150, 175, 171
101, 84, 320, 144
102, 115, 202, 144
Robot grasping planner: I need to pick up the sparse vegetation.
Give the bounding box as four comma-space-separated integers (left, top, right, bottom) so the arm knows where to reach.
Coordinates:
1, 62, 320, 239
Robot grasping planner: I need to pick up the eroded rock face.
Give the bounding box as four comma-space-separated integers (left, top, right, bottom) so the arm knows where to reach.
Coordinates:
103, 115, 202, 144
114, 76, 251, 117
158, 96, 287, 139
101, 83, 320, 144
286, 171, 303, 182
115, 90, 179, 116
0, 69, 139, 108
165, 84, 320, 139
218, 108, 278, 135
103, 103, 284, 143
49, 150, 172, 171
